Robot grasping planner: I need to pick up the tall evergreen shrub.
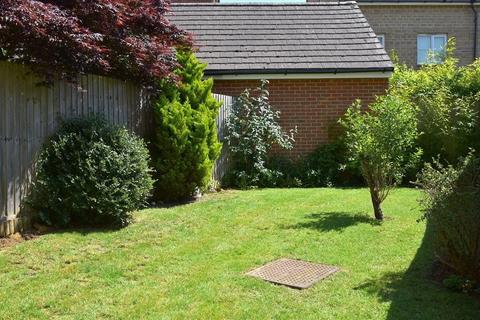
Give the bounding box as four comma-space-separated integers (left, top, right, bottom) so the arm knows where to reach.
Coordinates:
153, 50, 221, 201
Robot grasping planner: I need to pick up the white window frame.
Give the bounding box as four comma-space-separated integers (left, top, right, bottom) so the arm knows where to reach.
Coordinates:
417, 34, 447, 65
377, 34, 385, 48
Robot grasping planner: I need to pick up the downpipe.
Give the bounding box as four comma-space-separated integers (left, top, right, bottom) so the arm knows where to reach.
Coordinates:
471, 0, 478, 60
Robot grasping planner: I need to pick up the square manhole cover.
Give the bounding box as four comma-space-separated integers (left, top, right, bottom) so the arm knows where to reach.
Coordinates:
246, 258, 339, 289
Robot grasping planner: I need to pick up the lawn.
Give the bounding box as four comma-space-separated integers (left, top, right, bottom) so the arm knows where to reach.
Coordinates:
0, 188, 478, 319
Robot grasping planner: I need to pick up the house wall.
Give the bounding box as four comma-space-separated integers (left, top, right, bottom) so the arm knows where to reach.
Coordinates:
213, 78, 389, 157
360, 5, 479, 67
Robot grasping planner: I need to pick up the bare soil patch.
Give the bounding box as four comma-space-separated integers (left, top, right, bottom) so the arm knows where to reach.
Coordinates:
0, 232, 39, 249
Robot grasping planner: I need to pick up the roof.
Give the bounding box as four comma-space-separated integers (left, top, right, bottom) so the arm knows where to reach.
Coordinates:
169, 3, 393, 76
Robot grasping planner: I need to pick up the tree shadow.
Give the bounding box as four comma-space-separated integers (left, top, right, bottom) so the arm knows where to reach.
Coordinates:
149, 194, 202, 209
24, 224, 120, 239
45, 227, 118, 236
354, 222, 480, 319
30, 217, 120, 236
286, 212, 382, 232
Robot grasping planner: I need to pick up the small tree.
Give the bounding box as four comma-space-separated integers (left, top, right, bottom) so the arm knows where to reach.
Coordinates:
225, 80, 295, 188
153, 50, 221, 202
340, 95, 421, 220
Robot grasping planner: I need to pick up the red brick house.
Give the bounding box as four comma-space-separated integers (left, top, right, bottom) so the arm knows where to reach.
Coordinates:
170, 2, 393, 156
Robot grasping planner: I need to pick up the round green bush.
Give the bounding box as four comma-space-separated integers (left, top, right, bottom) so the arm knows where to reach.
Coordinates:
29, 117, 154, 227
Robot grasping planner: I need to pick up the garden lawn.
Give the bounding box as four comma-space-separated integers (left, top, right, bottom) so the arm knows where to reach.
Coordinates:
0, 188, 479, 319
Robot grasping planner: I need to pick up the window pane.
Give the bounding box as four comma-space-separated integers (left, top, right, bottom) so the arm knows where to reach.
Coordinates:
418, 49, 428, 64
433, 36, 446, 51
417, 36, 431, 50
433, 36, 446, 62
417, 36, 431, 64
378, 35, 384, 47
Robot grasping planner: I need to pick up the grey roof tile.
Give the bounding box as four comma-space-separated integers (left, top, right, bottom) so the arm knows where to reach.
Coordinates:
170, 2, 393, 75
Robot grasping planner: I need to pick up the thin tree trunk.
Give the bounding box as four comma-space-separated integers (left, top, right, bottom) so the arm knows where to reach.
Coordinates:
369, 186, 384, 220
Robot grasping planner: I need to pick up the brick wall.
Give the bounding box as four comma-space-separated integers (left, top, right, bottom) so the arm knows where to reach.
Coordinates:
213, 78, 388, 157
360, 5, 479, 67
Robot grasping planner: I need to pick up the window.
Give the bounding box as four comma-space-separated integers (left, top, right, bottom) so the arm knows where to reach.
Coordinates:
377, 34, 385, 48
417, 34, 447, 65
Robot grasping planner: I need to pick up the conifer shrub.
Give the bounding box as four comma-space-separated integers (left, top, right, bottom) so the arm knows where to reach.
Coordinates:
29, 116, 154, 227
153, 50, 221, 202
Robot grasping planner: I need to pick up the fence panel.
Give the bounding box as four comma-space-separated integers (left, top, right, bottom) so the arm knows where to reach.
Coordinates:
0, 62, 150, 236
212, 94, 234, 183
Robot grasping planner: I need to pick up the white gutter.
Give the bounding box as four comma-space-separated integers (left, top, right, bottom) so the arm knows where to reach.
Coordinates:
209, 71, 393, 80
359, 2, 480, 6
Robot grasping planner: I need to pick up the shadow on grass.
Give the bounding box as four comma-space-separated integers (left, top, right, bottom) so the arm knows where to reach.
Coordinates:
354, 222, 480, 319
31, 221, 120, 236
149, 195, 202, 209
286, 212, 382, 232
46, 227, 118, 236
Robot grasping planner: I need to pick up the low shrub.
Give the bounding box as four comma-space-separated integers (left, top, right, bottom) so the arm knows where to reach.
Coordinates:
29, 116, 154, 227
301, 142, 342, 187
418, 154, 480, 283
303, 139, 362, 187
251, 140, 362, 188
264, 156, 304, 188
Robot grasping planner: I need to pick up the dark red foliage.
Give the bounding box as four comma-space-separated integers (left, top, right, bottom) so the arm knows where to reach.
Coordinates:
0, 0, 192, 89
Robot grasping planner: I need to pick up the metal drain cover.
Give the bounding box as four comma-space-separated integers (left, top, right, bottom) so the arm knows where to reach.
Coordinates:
246, 258, 339, 289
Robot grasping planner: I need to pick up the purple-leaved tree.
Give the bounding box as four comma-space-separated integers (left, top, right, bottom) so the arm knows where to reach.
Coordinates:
0, 0, 192, 90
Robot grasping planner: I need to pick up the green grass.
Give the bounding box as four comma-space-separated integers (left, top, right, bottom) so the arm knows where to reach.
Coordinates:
0, 188, 478, 319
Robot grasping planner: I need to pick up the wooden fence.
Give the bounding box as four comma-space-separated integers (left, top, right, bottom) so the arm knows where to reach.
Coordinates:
0, 62, 150, 236
212, 94, 234, 183
0, 61, 234, 237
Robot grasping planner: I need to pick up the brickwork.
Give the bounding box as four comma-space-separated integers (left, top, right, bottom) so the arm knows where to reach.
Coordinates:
360, 5, 479, 67
213, 78, 389, 157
